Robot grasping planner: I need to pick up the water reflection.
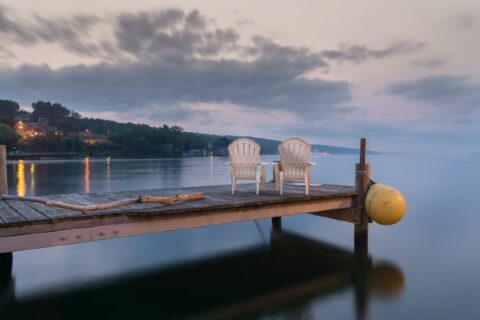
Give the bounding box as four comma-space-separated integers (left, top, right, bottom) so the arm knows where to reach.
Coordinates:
84, 157, 90, 193
29, 163, 35, 191
0, 231, 404, 319
106, 160, 111, 191
16, 160, 26, 197
370, 262, 405, 300
7, 157, 234, 196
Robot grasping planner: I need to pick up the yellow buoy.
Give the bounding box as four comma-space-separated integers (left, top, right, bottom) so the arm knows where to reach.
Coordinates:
365, 183, 406, 225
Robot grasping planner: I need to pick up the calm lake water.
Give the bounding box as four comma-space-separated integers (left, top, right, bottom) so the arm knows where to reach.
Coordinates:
1, 155, 480, 319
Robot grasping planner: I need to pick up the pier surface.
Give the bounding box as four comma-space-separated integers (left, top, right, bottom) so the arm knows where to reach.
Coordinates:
0, 183, 357, 253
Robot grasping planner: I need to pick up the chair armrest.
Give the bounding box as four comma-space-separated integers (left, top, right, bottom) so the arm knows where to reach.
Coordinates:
308, 162, 316, 166
260, 162, 269, 166
225, 162, 232, 165
273, 162, 281, 172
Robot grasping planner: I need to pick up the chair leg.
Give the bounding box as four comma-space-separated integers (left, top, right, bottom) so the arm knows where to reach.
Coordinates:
305, 177, 309, 195
256, 178, 260, 195
274, 165, 280, 191
231, 177, 236, 195
261, 167, 266, 192
279, 172, 284, 195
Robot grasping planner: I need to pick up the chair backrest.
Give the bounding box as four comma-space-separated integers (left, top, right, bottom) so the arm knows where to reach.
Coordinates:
228, 138, 261, 164
278, 137, 311, 164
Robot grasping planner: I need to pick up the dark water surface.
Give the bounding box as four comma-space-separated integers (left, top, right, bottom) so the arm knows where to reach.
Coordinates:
1, 155, 479, 319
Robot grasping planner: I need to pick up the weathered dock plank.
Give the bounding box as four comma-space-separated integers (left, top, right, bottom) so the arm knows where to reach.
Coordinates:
4, 200, 48, 222
0, 201, 26, 224
25, 201, 70, 220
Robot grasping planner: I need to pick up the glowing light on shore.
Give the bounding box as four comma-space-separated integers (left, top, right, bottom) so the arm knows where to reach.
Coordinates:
17, 160, 26, 196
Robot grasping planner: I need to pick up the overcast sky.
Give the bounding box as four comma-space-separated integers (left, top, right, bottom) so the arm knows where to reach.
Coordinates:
0, 0, 479, 154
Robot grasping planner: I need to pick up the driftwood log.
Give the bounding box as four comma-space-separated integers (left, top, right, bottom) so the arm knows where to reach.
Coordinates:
0, 193, 204, 213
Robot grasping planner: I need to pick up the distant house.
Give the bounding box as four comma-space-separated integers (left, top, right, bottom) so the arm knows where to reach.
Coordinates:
79, 129, 108, 145
81, 128, 92, 140
14, 116, 61, 138
15, 120, 36, 138
14, 114, 32, 122
212, 147, 228, 156
35, 117, 58, 136
187, 148, 208, 157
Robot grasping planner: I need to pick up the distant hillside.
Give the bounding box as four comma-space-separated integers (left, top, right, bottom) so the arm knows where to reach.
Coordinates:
1, 98, 381, 156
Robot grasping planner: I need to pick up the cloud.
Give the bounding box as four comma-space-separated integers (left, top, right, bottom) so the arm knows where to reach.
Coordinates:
236, 18, 255, 28
0, 43, 14, 58
413, 58, 445, 68
444, 13, 478, 30
0, 7, 354, 118
0, 54, 350, 117
113, 9, 241, 60
384, 75, 480, 113
0, 5, 36, 43
321, 41, 425, 63
0, 5, 102, 56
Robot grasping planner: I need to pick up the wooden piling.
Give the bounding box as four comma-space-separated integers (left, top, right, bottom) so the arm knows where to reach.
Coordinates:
272, 217, 282, 231
0, 145, 7, 195
0, 145, 13, 274
0, 250, 12, 287
355, 138, 370, 245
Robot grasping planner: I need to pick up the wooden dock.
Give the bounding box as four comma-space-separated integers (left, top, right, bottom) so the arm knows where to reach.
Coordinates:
0, 183, 357, 253
0, 138, 371, 256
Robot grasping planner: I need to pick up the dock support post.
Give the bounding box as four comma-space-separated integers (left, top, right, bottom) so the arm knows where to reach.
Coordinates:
0, 145, 7, 195
272, 217, 282, 232
355, 138, 370, 245
0, 252, 12, 284
0, 146, 13, 279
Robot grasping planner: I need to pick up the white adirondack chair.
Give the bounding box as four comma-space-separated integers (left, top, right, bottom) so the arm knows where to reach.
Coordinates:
275, 137, 315, 195
227, 138, 266, 195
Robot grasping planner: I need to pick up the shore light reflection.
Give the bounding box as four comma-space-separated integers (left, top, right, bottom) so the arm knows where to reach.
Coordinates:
84, 157, 90, 193
106, 161, 111, 191
30, 163, 36, 193
16, 160, 26, 196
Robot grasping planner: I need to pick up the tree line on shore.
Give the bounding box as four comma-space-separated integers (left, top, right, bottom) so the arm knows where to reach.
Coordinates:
0, 99, 232, 157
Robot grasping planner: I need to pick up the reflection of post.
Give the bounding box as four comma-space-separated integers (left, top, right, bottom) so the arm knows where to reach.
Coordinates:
106, 160, 111, 192
355, 138, 370, 245
353, 242, 371, 320
30, 163, 36, 193
210, 153, 213, 186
